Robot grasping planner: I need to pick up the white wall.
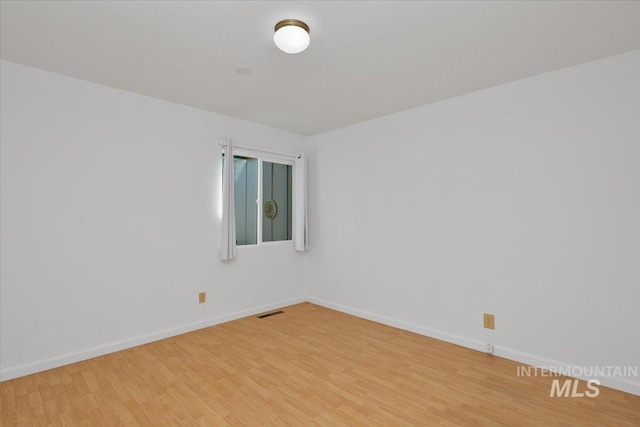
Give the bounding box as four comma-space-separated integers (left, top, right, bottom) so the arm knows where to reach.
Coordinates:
306, 50, 640, 394
0, 60, 306, 380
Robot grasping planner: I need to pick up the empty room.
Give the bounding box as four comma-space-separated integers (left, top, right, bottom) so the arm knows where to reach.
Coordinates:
1, 1, 639, 425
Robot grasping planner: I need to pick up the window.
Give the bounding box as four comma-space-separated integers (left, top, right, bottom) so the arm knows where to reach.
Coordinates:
224, 154, 293, 246
232, 156, 258, 245
262, 161, 293, 243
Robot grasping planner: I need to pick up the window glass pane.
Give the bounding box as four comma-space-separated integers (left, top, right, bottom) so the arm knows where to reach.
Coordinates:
233, 156, 258, 245
262, 161, 292, 242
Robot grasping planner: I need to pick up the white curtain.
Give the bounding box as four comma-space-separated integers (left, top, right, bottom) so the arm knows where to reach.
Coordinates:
220, 139, 237, 260
293, 153, 308, 252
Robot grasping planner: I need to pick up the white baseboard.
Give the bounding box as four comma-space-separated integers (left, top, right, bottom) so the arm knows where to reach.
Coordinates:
0, 296, 306, 382
307, 297, 640, 397
4, 295, 638, 397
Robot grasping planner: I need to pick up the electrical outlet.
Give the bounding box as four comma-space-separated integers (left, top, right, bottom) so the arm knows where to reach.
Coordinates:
486, 343, 494, 354
199, 292, 206, 304
483, 313, 495, 330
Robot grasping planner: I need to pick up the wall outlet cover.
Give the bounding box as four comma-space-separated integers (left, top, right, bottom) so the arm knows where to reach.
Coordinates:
483, 313, 495, 330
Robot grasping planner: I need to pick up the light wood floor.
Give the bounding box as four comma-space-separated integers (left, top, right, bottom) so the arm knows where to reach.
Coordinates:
1, 303, 638, 426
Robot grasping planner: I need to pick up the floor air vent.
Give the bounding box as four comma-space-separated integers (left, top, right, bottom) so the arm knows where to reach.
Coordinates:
257, 310, 284, 319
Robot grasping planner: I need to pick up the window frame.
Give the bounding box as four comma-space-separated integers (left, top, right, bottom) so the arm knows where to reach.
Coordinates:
228, 148, 294, 247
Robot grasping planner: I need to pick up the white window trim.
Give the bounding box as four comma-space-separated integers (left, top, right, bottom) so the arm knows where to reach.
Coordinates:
237, 240, 293, 249
230, 145, 298, 164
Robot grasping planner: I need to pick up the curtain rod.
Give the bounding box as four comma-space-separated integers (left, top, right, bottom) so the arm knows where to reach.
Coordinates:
219, 141, 301, 159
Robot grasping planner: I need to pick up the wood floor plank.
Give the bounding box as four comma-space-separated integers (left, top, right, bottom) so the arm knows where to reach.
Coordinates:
1, 303, 638, 426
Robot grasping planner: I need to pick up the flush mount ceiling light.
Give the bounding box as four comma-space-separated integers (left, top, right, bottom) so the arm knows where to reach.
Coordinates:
274, 19, 310, 54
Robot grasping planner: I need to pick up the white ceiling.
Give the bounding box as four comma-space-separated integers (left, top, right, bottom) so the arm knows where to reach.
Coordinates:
2, 1, 640, 136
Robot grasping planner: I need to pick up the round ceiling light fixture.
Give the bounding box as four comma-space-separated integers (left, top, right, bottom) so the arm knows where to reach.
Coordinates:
274, 19, 310, 54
